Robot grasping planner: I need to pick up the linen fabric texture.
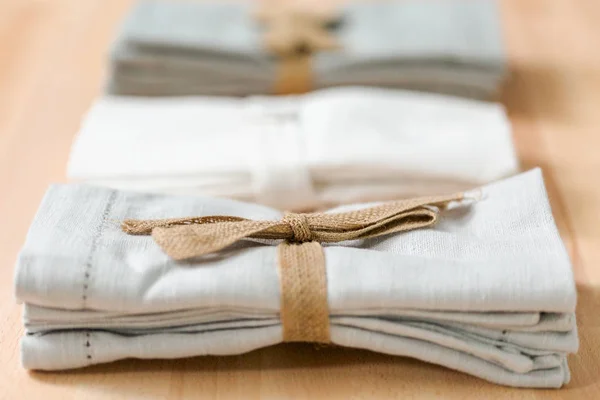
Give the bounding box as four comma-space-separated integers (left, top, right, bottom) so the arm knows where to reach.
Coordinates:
15, 169, 577, 388
67, 87, 518, 211
107, 0, 506, 99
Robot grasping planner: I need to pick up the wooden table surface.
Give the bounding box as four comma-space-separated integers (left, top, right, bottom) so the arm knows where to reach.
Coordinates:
1, 0, 599, 398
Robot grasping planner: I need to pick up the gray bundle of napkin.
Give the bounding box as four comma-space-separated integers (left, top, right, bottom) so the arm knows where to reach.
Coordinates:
15, 170, 577, 388
108, 0, 506, 99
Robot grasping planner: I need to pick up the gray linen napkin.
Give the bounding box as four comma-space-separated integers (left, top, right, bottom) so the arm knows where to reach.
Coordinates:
107, 0, 506, 98
14, 169, 577, 387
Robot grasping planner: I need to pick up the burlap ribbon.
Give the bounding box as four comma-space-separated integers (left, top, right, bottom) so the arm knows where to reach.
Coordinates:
255, 2, 340, 94
122, 193, 464, 342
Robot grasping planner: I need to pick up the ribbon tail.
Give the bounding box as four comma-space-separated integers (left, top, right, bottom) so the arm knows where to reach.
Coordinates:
121, 216, 248, 235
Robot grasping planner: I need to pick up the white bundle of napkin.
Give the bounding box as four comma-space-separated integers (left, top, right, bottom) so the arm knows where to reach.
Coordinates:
16, 169, 577, 388
68, 87, 518, 211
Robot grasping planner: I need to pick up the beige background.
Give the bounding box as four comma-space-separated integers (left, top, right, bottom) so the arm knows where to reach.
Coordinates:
1, 0, 599, 398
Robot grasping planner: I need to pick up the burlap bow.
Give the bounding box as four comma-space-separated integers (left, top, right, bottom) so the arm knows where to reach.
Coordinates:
122, 192, 465, 343
122, 193, 464, 260
255, 3, 340, 56
254, 2, 340, 94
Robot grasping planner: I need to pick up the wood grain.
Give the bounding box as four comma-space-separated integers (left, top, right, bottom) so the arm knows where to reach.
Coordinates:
1, 0, 599, 398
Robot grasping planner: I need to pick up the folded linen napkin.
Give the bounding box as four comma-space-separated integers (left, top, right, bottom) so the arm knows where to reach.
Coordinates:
15, 169, 577, 388
67, 87, 518, 211
107, 0, 506, 99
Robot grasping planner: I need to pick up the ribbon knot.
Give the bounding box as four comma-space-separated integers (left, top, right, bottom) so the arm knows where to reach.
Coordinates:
283, 212, 312, 242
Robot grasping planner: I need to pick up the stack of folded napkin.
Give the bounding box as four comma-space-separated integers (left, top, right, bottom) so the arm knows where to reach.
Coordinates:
68, 87, 518, 211
108, 0, 506, 99
15, 169, 577, 388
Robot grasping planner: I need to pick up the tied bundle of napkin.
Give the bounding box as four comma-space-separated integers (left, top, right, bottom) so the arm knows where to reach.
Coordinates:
68, 87, 518, 211
15, 169, 577, 388
108, 0, 506, 99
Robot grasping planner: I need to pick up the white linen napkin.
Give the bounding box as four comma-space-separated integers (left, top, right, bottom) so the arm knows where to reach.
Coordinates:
15, 169, 577, 387
67, 87, 518, 211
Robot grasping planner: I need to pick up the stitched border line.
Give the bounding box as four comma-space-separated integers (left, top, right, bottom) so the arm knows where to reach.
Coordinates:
85, 331, 92, 361
82, 191, 116, 309
81, 191, 116, 362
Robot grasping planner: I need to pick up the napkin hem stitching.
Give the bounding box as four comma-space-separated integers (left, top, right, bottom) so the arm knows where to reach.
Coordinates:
82, 191, 117, 309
